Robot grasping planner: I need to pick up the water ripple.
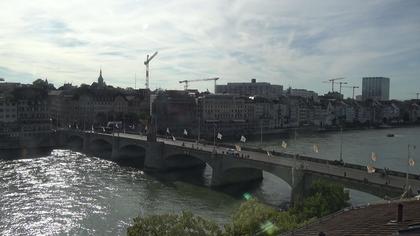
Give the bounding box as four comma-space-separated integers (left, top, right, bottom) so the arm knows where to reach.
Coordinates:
0, 149, 238, 236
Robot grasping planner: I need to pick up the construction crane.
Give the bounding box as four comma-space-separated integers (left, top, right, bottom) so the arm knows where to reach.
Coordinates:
323, 77, 344, 92
343, 85, 359, 99
338, 81, 348, 94
144, 51, 158, 89
179, 77, 219, 91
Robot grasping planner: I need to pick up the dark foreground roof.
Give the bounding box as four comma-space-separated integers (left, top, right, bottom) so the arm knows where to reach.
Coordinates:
283, 199, 420, 236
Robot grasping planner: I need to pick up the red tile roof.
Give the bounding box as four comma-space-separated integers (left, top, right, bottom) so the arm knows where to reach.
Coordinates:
283, 199, 420, 236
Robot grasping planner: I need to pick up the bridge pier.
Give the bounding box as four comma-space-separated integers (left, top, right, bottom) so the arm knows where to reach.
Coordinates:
111, 137, 120, 160
144, 141, 166, 171
82, 133, 90, 153
290, 170, 307, 206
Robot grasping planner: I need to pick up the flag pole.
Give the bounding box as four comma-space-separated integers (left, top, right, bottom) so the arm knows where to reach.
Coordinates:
406, 144, 410, 191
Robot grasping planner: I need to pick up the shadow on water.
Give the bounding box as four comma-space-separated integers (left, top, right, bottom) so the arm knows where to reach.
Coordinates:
114, 155, 145, 169
0, 148, 53, 160
147, 165, 209, 189
213, 179, 264, 199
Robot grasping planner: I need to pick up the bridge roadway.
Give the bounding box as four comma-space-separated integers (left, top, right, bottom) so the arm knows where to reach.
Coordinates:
61, 130, 420, 200
99, 133, 420, 197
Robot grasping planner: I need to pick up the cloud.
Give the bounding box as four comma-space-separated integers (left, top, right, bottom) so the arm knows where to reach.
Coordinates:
0, 0, 419, 99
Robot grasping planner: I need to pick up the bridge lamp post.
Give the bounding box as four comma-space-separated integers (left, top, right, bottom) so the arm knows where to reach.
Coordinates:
260, 120, 262, 145
196, 100, 201, 143
213, 123, 216, 148
339, 126, 344, 163
406, 144, 416, 191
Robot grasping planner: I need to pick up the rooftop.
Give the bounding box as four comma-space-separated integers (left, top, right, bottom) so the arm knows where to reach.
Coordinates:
283, 199, 420, 236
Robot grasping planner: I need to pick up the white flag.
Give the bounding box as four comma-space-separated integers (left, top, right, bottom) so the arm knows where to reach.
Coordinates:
115, 123, 119, 129
409, 158, 415, 166
267, 151, 272, 157
172, 136, 176, 141
313, 144, 320, 153
91, 125, 94, 132
235, 145, 241, 152
217, 133, 223, 140
184, 129, 188, 136
281, 141, 287, 149
76, 124, 79, 129
102, 127, 105, 132
240, 135, 246, 143
371, 152, 377, 162
367, 164, 376, 173
166, 128, 170, 134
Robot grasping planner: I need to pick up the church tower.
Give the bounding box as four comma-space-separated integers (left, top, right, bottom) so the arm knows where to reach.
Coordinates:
98, 69, 106, 88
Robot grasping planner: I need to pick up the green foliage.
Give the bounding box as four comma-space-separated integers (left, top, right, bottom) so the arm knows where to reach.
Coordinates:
224, 199, 299, 236
127, 180, 349, 236
32, 78, 55, 90
127, 211, 222, 236
291, 180, 350, 221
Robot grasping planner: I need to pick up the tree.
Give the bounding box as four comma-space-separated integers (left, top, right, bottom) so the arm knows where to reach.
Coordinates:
32, 78, 55, 90
126, 180, 349, 235
290, 180, 350, 221
127, 211, 221, 236
224, 199, 299, 235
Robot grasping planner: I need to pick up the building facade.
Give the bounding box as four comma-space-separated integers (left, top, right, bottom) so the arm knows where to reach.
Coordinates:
215, 79, 283, 99
0, 98, 17, 123
289, 89, 319, 102
362, 77, 390, 101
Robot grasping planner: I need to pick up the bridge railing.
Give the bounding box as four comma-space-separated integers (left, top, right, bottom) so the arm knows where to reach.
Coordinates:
62, 129, 420, 181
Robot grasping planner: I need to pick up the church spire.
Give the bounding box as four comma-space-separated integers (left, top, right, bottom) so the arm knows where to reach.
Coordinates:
98, 68, 105, 87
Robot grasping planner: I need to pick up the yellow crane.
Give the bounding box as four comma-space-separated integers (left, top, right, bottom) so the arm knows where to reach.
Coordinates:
179, 77, 219, 92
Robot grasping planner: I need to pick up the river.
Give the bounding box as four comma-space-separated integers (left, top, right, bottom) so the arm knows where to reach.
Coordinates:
1, 127, 419, 235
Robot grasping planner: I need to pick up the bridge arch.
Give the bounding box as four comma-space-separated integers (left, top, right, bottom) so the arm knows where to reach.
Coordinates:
66, 135, 84, 150
164, 152, 212, 186
89, 138, 112, 159
115, 144, 147, 167
164, 153, 207, 170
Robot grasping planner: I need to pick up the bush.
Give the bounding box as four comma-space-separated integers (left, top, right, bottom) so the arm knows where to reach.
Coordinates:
127, 180, 349, 235
127, 211, 222, 236
291, 180, 350, 220
224, 199, 299, 235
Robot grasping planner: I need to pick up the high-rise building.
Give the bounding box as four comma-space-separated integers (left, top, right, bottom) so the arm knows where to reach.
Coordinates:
362, 77, 390, 101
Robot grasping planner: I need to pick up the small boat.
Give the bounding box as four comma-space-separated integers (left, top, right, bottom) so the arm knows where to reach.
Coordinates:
387, 134, 395, 137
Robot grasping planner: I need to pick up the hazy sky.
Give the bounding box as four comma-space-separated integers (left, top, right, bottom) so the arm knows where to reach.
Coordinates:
0, 0, 419, 99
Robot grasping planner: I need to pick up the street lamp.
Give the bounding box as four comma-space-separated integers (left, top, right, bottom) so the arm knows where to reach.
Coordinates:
339, 126, 344, 163
213, 123, 216, 149
406, 144, 416, 191
260, 120, 263, 145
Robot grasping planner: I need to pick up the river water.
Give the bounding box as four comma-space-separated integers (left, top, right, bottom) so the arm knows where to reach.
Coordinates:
1, 127, 419, 235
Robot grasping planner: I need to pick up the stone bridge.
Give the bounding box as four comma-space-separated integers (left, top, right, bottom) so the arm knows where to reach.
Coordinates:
57, 130, 420, 202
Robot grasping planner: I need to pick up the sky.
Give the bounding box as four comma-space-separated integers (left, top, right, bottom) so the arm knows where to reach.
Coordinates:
0, 0, 419, 100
